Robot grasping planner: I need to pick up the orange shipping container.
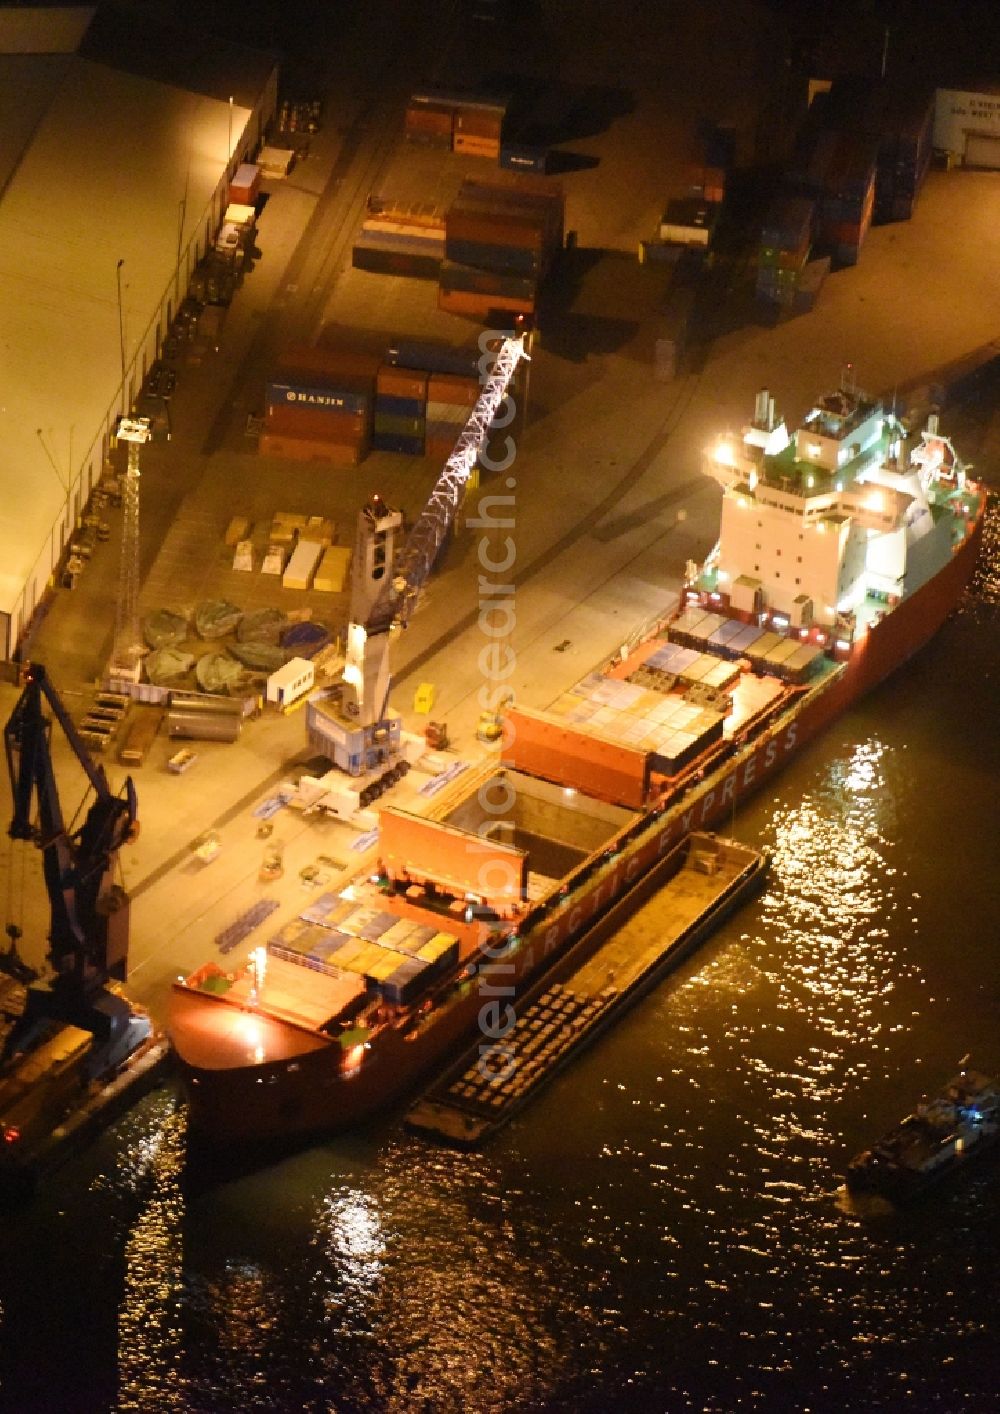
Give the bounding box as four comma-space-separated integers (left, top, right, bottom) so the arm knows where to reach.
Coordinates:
265, 405, 370, 440
426, 373, 482, 406
405, 103, 454, 136
454, 110, 503, 139
376, 366, 429, 400
379, 807, 527, 909
470, 171, 562, 198
502, 705, 650, 810
260, 433, 367, 465
438, 287, 534, 318
453, 134, 501, 158
425, 435, 459, 462
229, 163, 260, 206
280, 344, 380, 383
445, 212, 547, 252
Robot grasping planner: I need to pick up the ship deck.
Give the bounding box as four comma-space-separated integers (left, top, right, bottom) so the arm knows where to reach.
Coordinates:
405, 833, 768, 1147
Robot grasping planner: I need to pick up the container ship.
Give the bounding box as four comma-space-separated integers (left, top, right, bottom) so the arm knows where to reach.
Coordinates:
846, 1068, 1000, 1199
169, 376, 986, 1146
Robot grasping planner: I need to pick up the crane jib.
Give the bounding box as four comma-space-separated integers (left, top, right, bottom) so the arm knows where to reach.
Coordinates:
364, 335, 526, 638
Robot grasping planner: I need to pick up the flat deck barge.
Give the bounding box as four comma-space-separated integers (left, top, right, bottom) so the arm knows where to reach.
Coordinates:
405, 832, 768, 1147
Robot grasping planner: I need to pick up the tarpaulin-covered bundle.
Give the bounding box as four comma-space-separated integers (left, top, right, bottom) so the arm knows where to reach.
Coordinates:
281, 620, 331, 657
145, 646, 195, 685
194, 600, 243, 639
237, 607, 288, 644
228, 641, 287, 673
195, 653, 247, 694
143, 608, 189, 648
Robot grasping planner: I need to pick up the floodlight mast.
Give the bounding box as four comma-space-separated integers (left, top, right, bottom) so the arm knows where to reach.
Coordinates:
110, 417, 152, 682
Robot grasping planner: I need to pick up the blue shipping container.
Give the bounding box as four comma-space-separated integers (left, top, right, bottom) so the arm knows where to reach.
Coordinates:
374, 393, 425, 419
267, 381, 370, 415
372, 432, 425, 456
444, 236, 541, 277
384, 340, 482, 378
499, 143, 549, 173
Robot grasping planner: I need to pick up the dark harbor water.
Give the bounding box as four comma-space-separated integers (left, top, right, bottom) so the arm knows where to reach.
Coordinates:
2, 513, 998, 1414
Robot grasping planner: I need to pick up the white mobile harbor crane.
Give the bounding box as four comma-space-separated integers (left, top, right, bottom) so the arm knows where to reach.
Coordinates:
299, 333, 527, 820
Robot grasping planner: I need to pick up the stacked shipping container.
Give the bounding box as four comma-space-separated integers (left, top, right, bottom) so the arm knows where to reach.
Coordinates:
756, 196, 815, 311
352, 204, 446, 280
262, 346, 378, 465
403, 97, 454, 147
404, 90, 508, 160
261, 340, 488, 465
874, 89, 934, 222
787, 79, 933, 240
815, 130, 878, 265
441, 174, 564, 318
425, 373, 482, 462
453, 100, 506, 160
271, 894, 460, 1006
373, 365, 428, 455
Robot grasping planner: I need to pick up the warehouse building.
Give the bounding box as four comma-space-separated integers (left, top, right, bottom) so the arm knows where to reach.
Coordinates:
0, 4, 277, 664
934, 85, 1000, 168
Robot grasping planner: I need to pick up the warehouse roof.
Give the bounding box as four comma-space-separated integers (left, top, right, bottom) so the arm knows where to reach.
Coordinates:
78, 4, 278, 109
0, 15, 274, 620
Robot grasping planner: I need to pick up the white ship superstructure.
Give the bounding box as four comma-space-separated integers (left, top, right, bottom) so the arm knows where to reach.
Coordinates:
702, 376, 972, 638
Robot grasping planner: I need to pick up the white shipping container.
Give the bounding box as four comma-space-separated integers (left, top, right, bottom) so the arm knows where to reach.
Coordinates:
266, 657, 315, 706
282, 538, 324, 591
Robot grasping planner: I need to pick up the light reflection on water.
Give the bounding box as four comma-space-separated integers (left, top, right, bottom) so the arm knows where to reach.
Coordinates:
2, 510, 998, 1412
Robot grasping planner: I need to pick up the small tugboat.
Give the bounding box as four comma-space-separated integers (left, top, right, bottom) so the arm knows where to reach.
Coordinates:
846, 1067, 1000, 1200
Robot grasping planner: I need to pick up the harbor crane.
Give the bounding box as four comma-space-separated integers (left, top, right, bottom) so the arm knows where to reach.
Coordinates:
301, 332, 528, 815
1, 664, 156, 1184
4, 664, 138, 1005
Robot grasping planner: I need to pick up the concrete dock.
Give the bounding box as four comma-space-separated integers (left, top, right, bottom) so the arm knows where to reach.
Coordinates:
2, 0, 1000, 1032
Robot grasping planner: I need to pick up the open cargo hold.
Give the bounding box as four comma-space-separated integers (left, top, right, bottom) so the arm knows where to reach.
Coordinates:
503, 705, 650, 811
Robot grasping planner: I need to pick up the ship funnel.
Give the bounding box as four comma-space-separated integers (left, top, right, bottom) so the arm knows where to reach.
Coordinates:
767, 395, 776, 430
926, 412, 940, 436
754, 388, 773, 428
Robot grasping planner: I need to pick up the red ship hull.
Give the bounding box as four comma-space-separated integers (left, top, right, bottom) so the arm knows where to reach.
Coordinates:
170, 509, 984, 1146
